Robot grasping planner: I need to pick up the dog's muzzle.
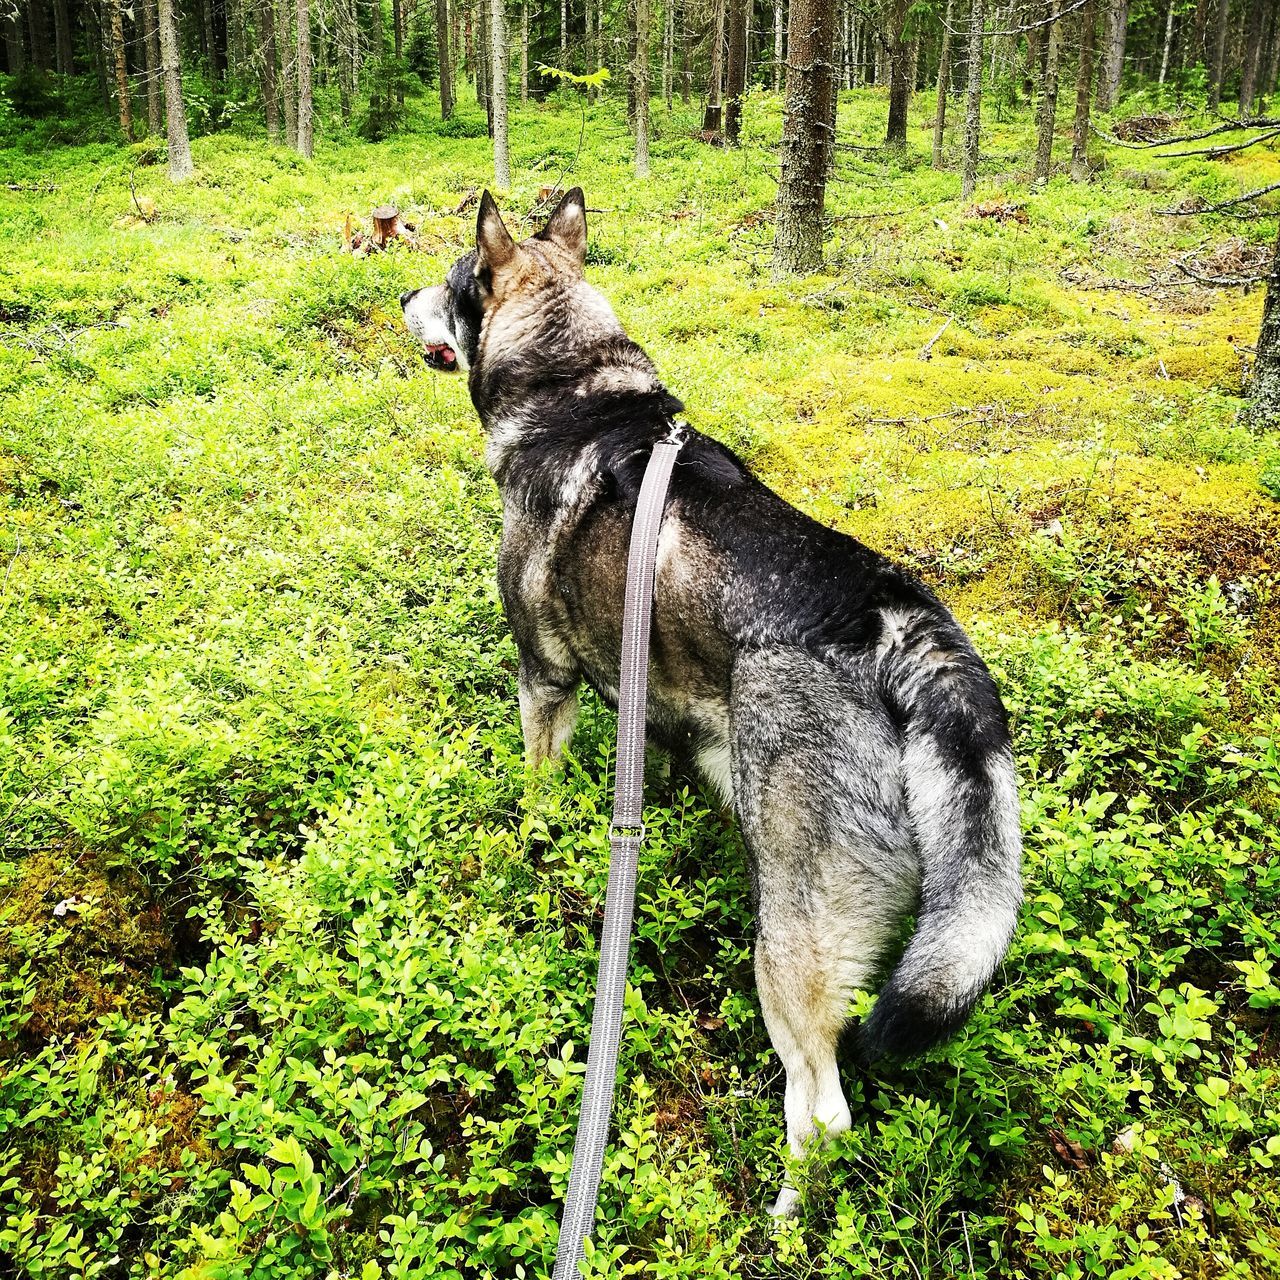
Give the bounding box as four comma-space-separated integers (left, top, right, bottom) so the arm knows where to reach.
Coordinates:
401, 285, 462, 374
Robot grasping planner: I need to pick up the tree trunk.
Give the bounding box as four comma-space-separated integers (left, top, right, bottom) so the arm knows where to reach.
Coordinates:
634, 0, 651, 172
1034, 0, 1061, 182
933, 0, 954, 167
212, 0, 229, 80
663, 0, 673, 108
143, 0, 163, 134
559, 0, 566, 64
437, 0, 455, 117
491, 0, 510, 184
279, 0, 297, 146
3, 3, 25, 74
296, 0, 313, 156
1071, 0, 1095, 181
703, 0, 725, 131
1096, 0, 1126, 108
53, 0, 74, 72
158, 0, 194, 179
92, 2, 111, 108
1207, 0, 1229, 109
393, 0, 405, 106
110, 0, 132, 137
961, 0, 985, 199
773, 0, 784, 90
1241, 0, 1266, 111
520, 0, 529, 102
1247, 225, 1280, 428
725, 0, 748, 142
258, 0, 280, 138
334, 0, 352, 121
1158, 0, 1175, 82
476, 0, 492, 129
771, 0, 835, 276
682, 0, 692, 101
884, 0, 911, 148
27, 0, 49, 69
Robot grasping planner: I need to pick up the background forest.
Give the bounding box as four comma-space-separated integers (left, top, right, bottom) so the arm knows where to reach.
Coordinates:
3, 1, 1280, 1278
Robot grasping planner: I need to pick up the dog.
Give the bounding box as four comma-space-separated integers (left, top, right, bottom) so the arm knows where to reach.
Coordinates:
400, 189, 1022, 1215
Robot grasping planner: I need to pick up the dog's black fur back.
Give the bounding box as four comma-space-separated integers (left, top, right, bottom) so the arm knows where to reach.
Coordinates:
401, 189, 1022, 1214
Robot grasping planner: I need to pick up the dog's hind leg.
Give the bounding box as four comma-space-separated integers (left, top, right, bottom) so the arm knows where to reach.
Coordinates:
518, 655, 581, 769
731, 648, 917, 1216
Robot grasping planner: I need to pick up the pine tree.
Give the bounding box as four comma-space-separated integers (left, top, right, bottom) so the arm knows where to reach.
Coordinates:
772, 0, 836, 275
158, 0, 195, 179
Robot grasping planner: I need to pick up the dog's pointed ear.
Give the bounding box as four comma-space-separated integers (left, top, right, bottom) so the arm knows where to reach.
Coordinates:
476, 190, 516, 277
536, 187, 587, 270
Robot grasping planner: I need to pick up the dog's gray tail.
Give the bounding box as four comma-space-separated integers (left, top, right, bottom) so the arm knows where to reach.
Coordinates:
861, 614, 1023, 1062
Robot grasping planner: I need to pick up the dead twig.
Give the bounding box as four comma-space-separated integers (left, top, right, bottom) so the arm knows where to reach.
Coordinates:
1092, 117, 1280, 150
1173, 258, 1268, 287
1159, 126, 1280, 160
919, 317, 952, 361
1157, 181, 1280, 216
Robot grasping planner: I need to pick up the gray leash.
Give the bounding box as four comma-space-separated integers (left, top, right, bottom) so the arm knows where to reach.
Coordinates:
550, 429, 683, 1280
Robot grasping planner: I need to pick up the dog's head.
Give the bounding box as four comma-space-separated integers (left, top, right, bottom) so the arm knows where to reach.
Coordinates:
400, 187, 590, 376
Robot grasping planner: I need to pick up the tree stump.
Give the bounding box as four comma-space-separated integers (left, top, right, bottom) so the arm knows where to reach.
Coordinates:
371, 204, 402, 249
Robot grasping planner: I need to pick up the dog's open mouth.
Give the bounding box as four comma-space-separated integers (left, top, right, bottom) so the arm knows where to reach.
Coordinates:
422, 342, 459, 372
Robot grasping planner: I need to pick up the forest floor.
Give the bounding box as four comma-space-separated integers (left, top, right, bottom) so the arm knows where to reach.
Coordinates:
2, 84, 1280, 1280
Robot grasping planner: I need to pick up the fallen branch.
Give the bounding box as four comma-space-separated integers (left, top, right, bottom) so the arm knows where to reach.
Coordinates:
1159, 126, 1280, 159
919, 317, 952, 361
1157, 181, 1280, 216
1173, 258, 1268, 287
1092, 117, 1280, 150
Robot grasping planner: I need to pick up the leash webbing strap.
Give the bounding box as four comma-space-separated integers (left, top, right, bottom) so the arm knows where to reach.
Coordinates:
550, 434, 682, 1280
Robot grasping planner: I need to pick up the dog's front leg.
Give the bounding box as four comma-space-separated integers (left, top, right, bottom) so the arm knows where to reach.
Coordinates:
518, 658, 581, 769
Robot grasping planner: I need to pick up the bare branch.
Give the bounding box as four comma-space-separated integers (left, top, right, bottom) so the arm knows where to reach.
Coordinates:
1159, 126, 1280, 159
1158, 182, 1280, 216
1092, 117, 1280, 150
1173, 258, 1269, 287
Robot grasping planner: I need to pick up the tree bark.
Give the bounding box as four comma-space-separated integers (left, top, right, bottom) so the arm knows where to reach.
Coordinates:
279, 0, 297, 146
933, 0, 954, 167
258, 0, 280, 139
725, 0, 748, 142
1071, 0, 1095, 181
1241, 0, 1266, 111
158, 0, 194, 179
634, 0, 651, 172
1247, 225, 1280, 428
773, 0, 784, 91
110, 0, 133, 138
961, 0, 985, 199
296, 0, 313, 156
1159, 0, 1175, 82
771, 0, 835, 276
491, 0, 511, 184
682, 0, 692, 101
476, 0, 492, 127
884, 0, 911, 148
436, 0, 455, 117
1096, 0, 1126, 108
1207, 0, 1229, 109
703, 0, 726, 131
1034, 0, 1061, 182
3, 3, 25, 74
27, 0, 49, 69
559, 0, 566, 64
663, 0, 673, 108
520, 0, 529, 102
143, 0, 163, 134
53, 0, 74, 72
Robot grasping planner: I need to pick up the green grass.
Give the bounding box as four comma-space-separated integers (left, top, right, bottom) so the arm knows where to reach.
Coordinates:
1, 80, 1279, 1280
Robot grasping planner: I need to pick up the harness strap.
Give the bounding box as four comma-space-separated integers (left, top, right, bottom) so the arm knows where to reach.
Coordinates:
550, 431, 683, 1280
